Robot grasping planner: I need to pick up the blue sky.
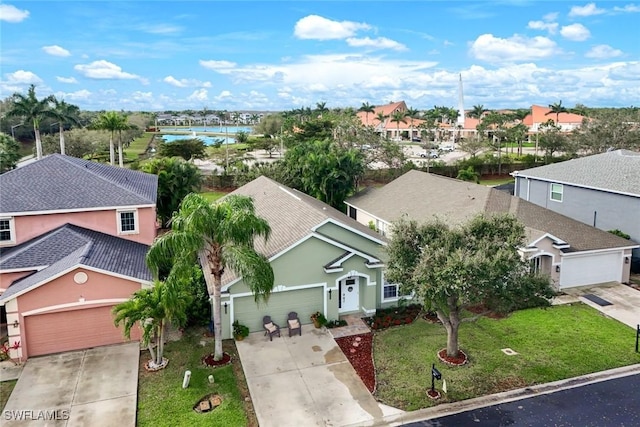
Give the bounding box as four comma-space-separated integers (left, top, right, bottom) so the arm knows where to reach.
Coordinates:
1, 1, 639, 111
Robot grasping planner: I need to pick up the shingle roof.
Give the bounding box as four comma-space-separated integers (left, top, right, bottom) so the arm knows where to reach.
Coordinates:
0, 154, 158, 214
228, 176, 385, 258
0, 224, 151, 301
512, 150, 640, 196
346, 170, 636, 252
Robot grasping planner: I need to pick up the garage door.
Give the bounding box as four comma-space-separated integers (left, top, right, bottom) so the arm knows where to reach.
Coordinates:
233, 286, 324, 333
25, 306, 137, 357
560, 252, 622, 289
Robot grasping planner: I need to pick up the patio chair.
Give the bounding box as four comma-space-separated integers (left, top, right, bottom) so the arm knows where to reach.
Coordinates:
263, 315, 281, 341
286, 312, 302, 337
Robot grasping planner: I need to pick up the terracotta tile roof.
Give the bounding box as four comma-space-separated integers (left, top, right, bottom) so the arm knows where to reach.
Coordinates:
529, 105, 585, 125
346, 170, 636, 252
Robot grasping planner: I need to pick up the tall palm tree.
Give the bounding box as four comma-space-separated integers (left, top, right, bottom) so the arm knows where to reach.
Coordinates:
49, 98, 81, 155
315, 102, 328, 118
405, 107, 420, 140
358, 102, 375, 125
469, 104, 487, 119
146, 193, 274, 361
113, 278, 190, 369
390, 110, 407, 141
546, 101, 568, 125
7, 84, 55, 160
375, 111, 388, 139
250, 113, 260, 125
92, 111, 129, 166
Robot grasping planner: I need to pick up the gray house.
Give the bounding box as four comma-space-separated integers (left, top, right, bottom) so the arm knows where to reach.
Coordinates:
345, 170, 637, 290
511, 150, 640, 267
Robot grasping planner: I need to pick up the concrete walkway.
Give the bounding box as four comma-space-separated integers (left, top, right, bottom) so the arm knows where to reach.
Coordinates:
558, 282, 640, 328
3, 342, 139, 426
236, 324, 403, 427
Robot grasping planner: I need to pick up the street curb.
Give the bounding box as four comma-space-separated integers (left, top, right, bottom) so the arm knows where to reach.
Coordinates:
346, 363, 640, 427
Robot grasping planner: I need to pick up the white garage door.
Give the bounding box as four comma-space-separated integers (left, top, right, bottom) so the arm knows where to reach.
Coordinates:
560, 252, 622, 289
25, 306, 138, 357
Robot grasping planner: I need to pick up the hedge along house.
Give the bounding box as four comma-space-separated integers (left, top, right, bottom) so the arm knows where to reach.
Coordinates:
201, 176, 392, 339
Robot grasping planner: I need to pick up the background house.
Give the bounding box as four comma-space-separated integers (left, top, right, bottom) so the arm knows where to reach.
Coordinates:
0, 154, 158, 360
202, 176, 395, 339
522, 104, 586, 133
345, 170, 637, 290
512, 149, 640, 269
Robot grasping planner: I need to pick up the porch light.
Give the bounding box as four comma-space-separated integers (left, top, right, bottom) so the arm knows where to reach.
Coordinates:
224, 302, 228, 314
12, 320, 19, 328
625, 257, 630, 264
328, 289, 332, 300
555, 265, 561, 273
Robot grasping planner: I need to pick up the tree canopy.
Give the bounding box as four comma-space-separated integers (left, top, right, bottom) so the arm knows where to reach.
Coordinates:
0, 134, 21, 173
157, 138, 206, 160
385, 214, 554, 358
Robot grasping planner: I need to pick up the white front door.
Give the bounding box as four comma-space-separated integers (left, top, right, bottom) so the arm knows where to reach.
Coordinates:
340, 278, 359, 313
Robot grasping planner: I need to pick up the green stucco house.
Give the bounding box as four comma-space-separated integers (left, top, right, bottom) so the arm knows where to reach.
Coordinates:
206, 176, 399, 339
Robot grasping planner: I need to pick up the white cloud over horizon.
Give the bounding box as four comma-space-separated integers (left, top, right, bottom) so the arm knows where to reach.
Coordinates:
585, 44, 623, 59
469, 34, 559, 62
74, 60, 146, 83
560, 23, 591, 41
294, 15, 371, 40
568, 3, 605, 17
0, 4, 29, 23
42, 45, 71, 57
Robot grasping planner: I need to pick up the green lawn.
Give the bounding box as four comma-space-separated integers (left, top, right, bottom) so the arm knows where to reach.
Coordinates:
0, 380, 17, 411
124, 132, 154, 162
137, 330, 252, 427
374, 304, 640, 411
200, 191, 227, 202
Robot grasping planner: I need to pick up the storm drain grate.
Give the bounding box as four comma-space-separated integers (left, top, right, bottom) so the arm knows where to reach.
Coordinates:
501, 348, 518, 356
582, 294, 612, 306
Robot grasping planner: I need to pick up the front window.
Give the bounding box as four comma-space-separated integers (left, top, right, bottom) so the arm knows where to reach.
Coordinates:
0, 218, 15, 245
550, 183, 563, 202
383, 282, 398, 300
117, 210, 138, 234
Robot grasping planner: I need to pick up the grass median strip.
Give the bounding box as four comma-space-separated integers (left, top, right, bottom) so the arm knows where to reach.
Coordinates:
374, 303, 640, 411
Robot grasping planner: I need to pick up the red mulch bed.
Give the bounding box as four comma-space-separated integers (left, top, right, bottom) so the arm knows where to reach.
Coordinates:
335, 333, 375, 393
437, 348, 468, 366
202, 352, 232, 367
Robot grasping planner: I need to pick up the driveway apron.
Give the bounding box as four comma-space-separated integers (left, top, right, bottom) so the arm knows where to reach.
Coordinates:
236, 324, 402, 427
3, 342, 139, 427
560, 282, 640, 328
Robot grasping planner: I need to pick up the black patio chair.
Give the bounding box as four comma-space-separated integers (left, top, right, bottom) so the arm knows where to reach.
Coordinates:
263, 315, 281, 341
286, 312, 302, 337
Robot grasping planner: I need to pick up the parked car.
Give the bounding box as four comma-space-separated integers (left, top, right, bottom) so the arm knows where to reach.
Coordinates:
420, 150, 439, 159
440, 144, 455, 152
411, 137, 422, 142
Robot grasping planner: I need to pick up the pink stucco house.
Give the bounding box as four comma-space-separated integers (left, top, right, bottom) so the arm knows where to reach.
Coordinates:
0, 154, 158, 360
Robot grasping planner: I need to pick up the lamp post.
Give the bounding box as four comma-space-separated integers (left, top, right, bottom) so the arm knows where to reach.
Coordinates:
11, 123, 23, 140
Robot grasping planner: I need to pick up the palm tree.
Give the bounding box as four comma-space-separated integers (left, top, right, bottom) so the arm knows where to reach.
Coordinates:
92, 111, 129, 166
49, 98, 81, 155
7, 84, 55, 160
315, 102, 328, 118
113, 278, 190, 369
250, 113, 260, 125
358, 102, 375, 125
202, 106, 210, 131
546, 101, 568, 125
146, 193, 274, 361
469, 104, 487, 119
405, 107, 420, 140
390, 110, 407, 141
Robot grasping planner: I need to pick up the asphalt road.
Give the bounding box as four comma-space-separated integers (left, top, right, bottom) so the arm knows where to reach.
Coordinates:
403, 374, 640, 427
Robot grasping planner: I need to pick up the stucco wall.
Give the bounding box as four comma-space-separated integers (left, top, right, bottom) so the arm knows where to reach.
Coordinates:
0, 271, 34, 293
11, 206, 157, 246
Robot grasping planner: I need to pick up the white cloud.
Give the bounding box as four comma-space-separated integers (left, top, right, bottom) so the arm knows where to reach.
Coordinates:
585, 44, 623, 59
74, 60, 144, 81
62, 89, 92, 100
0, 4, 29, 23
613, 4, 640, 12
568, 3, 605, 17
543, 12, 559, 21
56, 76, 78, 84
199, 60, 237, 71
163, 76, 211, 88
293, 15, 371, 40
214, 90, 232, 101
5, 70, 42, 84
187, 89, 208, 102
137, 24, 182, 34
527, 20, 559, 34
560, 23, 591, 41
346, 37, 407, 51
469, 34, 559, 62
42, 45, 71, 57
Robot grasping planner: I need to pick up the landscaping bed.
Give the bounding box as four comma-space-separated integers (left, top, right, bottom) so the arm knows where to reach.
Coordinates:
373, 304, 640, 411
364, 304, 422, 330
137, 328, 257, 427
334, 333, 375, 393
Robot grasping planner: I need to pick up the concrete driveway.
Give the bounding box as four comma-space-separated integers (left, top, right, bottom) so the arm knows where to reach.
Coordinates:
3, 342, 139, 426
559, 282, 640, 328
236, 325, 402, 427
